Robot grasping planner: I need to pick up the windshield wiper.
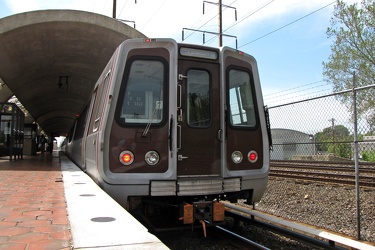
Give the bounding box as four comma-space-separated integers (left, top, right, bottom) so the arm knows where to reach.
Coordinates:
142, 101, 161, 137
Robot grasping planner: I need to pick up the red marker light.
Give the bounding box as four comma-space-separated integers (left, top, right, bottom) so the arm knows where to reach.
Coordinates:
248, 151, 258, 163
145, 38, 151, 42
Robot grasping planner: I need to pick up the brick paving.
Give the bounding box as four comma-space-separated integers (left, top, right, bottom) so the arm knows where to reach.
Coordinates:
0, 152, 71, 250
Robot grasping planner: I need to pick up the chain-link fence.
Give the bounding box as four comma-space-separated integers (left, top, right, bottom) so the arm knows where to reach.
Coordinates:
254, 85, 375, 242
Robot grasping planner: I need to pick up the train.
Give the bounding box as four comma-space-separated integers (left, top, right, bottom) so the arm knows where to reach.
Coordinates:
65, 38, 271, 226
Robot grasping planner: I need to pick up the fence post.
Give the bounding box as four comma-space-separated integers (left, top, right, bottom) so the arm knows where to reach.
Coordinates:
352, 71, 360, 240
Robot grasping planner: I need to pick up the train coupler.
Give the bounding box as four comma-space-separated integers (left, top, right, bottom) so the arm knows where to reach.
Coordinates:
179, 201, 225, 233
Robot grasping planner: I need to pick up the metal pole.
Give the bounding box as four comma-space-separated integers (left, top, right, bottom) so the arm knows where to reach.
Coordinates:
329, 118, 335, 155
113, 0, 116, 18
218, 0, 223, 46
352, 71, 361, 240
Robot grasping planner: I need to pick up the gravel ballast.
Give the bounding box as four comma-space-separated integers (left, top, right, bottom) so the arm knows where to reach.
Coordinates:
253, 177, 375, 243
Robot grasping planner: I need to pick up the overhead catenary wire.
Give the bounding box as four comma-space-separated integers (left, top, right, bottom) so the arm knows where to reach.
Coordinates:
263, 79, 333, 104
265, 87, 334, 106
140, 0, 168, 30
238, 1, 336, 49
265, 80, 328, 97
183, 0, 237, 43
223, 0, 274, 33
204, 0, 275, 46
118, 0, 129, 18
182, 3, 220, 42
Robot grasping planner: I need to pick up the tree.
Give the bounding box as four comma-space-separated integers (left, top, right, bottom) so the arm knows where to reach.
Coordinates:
315, 125, 351, 158
323, 0, 375, 133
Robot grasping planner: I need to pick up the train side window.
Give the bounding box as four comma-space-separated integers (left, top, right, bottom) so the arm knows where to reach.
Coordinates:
228, 69, 257, 128
187, 69, 210, 127
120, 60, 165, 124
88, 70, 111, 133
74, 105, 88, 140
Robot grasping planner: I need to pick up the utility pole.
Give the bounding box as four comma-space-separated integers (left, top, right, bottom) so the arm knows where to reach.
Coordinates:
218, 0, 223, 46
113, 0, 116, 18
329, 118, 335, 155
203, 1, 236, 47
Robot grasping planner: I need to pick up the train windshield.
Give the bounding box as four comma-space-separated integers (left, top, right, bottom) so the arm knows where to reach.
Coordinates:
228, 69, 257, 128
120, 60, 165, 124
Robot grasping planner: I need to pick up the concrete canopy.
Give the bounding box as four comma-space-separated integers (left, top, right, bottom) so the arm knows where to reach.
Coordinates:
0, 10, 146, 136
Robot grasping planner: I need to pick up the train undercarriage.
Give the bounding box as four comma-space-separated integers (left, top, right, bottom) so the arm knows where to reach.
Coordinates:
128, 190, 254, 235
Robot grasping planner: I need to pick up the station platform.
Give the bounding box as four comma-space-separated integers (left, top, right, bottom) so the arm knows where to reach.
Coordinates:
0, 151, 168, 250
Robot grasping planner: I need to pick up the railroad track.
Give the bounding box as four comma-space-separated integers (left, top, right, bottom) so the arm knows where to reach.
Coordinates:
222, 202, 375, 250
210, 224, 271, 250
270, 162, 375, 188
271, 163, 375, 174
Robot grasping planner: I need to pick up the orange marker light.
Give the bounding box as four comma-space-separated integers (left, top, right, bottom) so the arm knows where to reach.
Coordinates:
122, 153, 132, 163
119, 150, 134, 165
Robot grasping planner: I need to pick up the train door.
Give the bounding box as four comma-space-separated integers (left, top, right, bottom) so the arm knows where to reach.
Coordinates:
177, 52, 221, 177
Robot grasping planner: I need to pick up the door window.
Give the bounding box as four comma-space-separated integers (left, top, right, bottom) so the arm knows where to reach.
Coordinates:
187, 69, 210, 127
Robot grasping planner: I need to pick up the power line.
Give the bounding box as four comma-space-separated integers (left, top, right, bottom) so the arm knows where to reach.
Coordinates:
223, 0, 274, 33
264, 80, 333, 105
140, 0, 168, 30
118, 0, 129, 18
182, 3, 219, 42
239, 1, 336, 49
265, 80, 327, 97
183, 0, 237, 43
265, 86, 333, 105
204, 0, 275, 46
265, 80, 332, 102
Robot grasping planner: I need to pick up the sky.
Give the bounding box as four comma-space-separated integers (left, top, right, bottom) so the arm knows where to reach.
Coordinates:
0, 0, 361, 132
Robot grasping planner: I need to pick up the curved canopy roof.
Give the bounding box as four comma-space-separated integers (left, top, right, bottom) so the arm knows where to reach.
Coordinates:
0, 10, 146, 136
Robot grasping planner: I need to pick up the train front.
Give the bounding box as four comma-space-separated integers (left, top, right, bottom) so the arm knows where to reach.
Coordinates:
101, 38, 270, 226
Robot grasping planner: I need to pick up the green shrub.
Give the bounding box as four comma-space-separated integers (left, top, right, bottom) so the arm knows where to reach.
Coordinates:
362, 151, 375, 162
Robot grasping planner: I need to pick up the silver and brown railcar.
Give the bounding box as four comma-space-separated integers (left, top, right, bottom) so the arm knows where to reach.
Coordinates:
65, 38, 270, 224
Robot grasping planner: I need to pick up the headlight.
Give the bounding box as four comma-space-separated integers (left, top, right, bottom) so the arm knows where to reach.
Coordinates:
231, 151, 243, 164
119, 150, 134, 165
145, 151, 160, 166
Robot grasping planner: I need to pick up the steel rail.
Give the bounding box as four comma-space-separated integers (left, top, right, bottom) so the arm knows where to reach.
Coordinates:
209, 222, 271, 250
269, 172, 375, 188
271, 169, 375, 181
271, 165, 375, 174
223, 203, 350, 250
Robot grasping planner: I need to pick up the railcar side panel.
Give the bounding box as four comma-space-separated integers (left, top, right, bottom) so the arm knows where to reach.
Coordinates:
85, 52, 118, 180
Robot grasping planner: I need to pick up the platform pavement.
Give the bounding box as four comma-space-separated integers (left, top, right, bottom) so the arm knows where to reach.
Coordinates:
0, 151, 169, 250
0, 152, 70, 249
